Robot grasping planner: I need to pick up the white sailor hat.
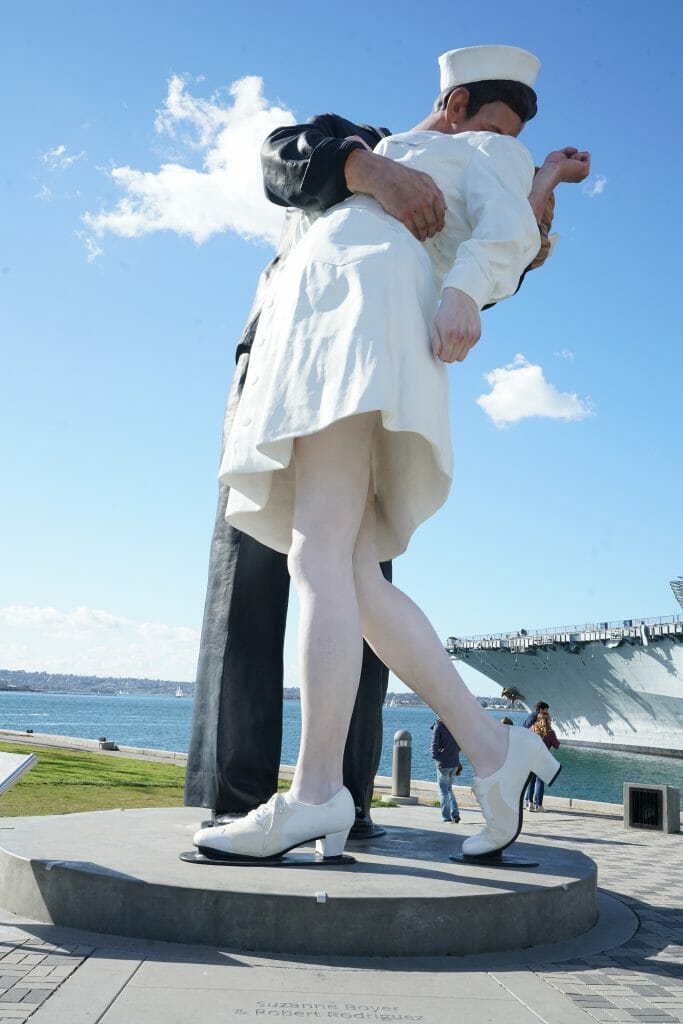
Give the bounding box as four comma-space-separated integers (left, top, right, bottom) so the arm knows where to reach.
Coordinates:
438, 45, 541, 92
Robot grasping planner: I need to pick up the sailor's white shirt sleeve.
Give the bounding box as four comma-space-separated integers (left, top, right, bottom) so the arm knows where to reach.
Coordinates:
442, 135, 540, 309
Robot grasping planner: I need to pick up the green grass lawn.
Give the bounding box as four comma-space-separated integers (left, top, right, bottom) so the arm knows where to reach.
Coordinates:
0, 741, 187, 816
0, 741, 394, 817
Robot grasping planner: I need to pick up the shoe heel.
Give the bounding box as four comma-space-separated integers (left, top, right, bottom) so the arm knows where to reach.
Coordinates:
316, 828, 349, 858
531, 742, 562, 786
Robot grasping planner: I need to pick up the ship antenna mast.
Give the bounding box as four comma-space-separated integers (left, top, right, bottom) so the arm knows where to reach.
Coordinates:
670, 576, 683, 610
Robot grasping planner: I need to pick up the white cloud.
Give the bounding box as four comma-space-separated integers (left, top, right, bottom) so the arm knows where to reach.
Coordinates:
0, 605, 200, 681
83, 75, 293, 247
476, 354, 594, 428
41, 144, 86, 170
554, 348, 575, 360
34, 184, 52, 201
74, 230, 103, 263
583, 174, 607, 198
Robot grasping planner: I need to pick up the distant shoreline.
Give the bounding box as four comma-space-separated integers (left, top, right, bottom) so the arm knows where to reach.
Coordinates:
0, 728, 188, 764
0, 668, 197, 700
0, 728, 627, 818
0, 687, 193, 698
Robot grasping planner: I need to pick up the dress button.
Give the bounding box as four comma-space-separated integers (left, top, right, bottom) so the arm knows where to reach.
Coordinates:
250, 375, 259, 384
242, 416, 252, 426
255, 337, 265, 347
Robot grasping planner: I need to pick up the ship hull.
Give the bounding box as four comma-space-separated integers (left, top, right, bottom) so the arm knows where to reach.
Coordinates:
454, 634, 683, 757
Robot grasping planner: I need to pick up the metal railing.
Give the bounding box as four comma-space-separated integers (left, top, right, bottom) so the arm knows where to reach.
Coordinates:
450, 613, 682, 642
446, 613, 683, 651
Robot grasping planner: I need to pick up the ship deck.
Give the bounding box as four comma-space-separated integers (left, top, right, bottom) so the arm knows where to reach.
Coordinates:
448, 616, 683, 756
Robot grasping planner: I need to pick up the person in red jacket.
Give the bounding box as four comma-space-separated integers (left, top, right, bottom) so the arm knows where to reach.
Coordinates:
526, 711, 560, 811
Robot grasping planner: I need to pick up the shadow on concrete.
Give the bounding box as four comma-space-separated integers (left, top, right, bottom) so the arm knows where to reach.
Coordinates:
323, 824, 594, 892
529, 831, 639, 848
35, 860, 143, 882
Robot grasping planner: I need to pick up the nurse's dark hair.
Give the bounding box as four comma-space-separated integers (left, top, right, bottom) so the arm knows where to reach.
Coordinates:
434, 80, 537, 122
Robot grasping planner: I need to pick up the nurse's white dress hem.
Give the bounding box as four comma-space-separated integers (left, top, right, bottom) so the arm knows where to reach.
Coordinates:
219, 198, 453, 564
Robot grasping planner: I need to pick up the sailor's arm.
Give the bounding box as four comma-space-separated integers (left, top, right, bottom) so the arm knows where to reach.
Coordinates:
261, 114, 446, 240
261, 114, 388, 213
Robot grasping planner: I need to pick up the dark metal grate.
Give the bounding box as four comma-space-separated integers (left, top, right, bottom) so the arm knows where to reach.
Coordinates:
629, 787, 664, 830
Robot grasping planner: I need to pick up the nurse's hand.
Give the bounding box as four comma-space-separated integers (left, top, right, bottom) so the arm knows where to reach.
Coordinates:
529, 148, 591, 222
540, 147, 591, 185
431, 289, 481, 363
344, 148, 446, 241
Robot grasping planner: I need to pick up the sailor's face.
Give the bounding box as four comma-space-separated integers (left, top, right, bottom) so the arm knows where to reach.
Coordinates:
456, 101, 523, 138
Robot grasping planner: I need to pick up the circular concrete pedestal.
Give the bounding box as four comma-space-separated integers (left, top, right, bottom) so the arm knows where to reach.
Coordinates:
0, 806, 597, 957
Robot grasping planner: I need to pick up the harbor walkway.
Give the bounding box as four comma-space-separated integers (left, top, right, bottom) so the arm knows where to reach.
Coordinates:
0, 801, 680, 1023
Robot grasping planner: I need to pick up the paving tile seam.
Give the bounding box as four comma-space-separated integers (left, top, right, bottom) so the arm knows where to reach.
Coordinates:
78, 959, 148, 1024
486, 971, 557, 1024
125, 979, 516, 1000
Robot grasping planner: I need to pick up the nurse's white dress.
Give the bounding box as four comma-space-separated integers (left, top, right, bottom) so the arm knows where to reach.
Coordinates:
220, 131, 540, 561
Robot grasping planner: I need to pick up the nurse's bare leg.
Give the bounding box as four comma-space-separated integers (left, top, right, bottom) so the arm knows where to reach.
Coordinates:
288, 413, 377, 805
192, 413, 377, 859
352, 503, 560, 857
351, 503, 505, 778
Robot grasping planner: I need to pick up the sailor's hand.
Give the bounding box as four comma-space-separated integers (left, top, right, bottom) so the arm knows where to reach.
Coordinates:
345, 149, 446, 241
539, 147, 591, 185
431, 288, 481, 363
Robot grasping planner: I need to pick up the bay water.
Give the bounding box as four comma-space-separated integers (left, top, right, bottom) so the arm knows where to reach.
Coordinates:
1, 691, 682, 805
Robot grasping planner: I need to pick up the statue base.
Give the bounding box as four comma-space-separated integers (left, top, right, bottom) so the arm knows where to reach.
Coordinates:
0, 805, 597, 957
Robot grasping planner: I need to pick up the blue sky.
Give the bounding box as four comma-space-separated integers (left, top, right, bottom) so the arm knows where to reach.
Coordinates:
2, 0, 682, 693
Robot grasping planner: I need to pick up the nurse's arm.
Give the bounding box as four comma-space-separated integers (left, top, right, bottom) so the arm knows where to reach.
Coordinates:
525, 147, 591, 272
530, 147, 591, 220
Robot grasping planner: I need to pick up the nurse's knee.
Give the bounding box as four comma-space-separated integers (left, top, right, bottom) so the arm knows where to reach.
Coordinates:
288, 529, 352, 587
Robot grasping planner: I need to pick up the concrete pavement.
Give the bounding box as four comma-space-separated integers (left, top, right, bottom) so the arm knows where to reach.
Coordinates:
0, 802, 679, 1023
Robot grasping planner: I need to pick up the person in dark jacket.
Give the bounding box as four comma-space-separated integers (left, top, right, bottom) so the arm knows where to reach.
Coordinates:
431, 718, 462, 823
185, 98, 566, 837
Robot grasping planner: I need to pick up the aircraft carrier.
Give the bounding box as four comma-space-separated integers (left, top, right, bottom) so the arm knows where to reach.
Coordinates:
446, 578, 683, 757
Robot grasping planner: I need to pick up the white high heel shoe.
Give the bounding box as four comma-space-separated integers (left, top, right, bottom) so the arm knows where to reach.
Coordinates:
193, 787, 355, 861
462, 727, 561, 858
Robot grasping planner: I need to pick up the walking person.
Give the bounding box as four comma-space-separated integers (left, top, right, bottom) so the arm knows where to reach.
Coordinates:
525, 710, 560, 811
431, 718, 462, 823
193, 43, 589, 864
